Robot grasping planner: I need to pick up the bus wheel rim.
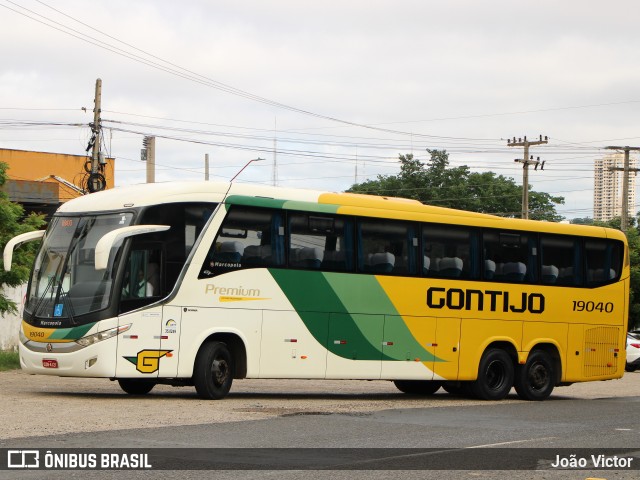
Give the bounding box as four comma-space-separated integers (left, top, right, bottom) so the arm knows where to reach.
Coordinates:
529, 362, 549, 391
486, 360, 506, 390
212, 358, 229, 386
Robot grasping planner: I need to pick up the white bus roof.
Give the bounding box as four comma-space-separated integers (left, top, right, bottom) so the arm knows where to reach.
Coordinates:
54, 181, 625, 242
56, 181, 326, 213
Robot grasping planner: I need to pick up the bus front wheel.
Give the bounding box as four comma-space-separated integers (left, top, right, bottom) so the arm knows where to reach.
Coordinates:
117, 379, 156, 395
393, 380, 442, 395
472, 348, 514, 400
194, 341, 234, 400
514, 350, 555, 401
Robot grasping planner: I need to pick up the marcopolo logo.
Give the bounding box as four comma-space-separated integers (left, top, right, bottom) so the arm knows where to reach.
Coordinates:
426, 287, 545, 314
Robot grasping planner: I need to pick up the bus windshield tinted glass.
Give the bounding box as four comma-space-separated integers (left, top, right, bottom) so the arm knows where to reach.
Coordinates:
25, 213, 133, 323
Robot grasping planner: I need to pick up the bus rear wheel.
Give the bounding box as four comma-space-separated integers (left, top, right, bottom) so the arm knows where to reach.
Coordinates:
117, 379, 156, 395
393, 380, 442, 395
472, 348, 514, 400
194, 341, 234, 400
514, 350, 555, 401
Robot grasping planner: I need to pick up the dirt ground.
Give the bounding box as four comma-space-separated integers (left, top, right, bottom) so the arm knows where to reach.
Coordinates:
1, 370, 639, 440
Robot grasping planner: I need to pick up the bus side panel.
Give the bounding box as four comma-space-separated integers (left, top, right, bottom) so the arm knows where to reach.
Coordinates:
158, 306, 183, 377
565, 323, 585, 382
259, 310, 328, 379
521, 321, 568, 377
457, 318, 522, 381
326, 313, 383, 379
433, 317, 461, 381
177, 307, 263, 379
116, 307, 163, 378
381, 315, 437, 381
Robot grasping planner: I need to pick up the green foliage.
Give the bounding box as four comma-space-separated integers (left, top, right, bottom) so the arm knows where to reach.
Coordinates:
0, 350, 19, 371
625, 227, 640, 330
570, 217, 595, 225
592, 216, 640, 330
0, 162, 46, 315
348, 150, 564, 221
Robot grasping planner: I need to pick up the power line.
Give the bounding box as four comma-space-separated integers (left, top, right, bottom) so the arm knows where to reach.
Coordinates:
1, 0, 477, 141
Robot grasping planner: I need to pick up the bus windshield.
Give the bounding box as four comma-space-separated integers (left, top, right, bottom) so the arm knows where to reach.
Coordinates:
25, 213, 133, 324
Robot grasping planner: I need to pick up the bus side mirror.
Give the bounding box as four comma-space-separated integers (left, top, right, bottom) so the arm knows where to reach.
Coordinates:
94, 225, 170, 271
3, 230, 46, 272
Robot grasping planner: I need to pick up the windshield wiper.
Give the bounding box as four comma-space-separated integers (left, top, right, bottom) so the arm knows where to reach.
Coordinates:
59, 284, 77, 325
50, 220, 91, 324
33, 275, 56, 318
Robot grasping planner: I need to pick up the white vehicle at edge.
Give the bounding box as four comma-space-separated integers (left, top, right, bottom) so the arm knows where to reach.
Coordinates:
627, 331, 640, 372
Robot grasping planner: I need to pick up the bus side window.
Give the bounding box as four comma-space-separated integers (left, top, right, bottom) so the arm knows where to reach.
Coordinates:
199, 206, 284, 278
322, 217, 354, 272
140, 202, 215, 290
424, 225, 477, 279
120, 247, 162, 313
288, 213, 326, 269
357, 219, 417, 275
540, 235, 581, 286
585, 239, 622, 286
483, 231, 537, 283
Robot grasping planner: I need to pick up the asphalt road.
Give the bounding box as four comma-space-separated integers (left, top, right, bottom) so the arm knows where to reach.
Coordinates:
1, 370, 639, 479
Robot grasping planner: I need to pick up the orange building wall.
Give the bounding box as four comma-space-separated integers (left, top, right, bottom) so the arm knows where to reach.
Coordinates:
0, 149, 115, 202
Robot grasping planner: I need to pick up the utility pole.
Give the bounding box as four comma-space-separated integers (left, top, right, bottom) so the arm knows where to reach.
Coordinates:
142, 136, 156, 183
205, 153, 210, 181
272, 117, 278, 187
507, 135, 548, 219
86, 78, 106, 193
604, 146, 640, 231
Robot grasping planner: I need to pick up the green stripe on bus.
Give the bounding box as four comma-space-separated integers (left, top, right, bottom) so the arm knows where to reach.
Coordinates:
269, 270, 382, 359
323, 273, 439, 362
269, 270, 439, 362
48, 322, 97, 340
225, 195, 339, 214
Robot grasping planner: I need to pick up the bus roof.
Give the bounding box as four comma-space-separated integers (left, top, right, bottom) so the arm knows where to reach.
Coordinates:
55, 181, 626, 243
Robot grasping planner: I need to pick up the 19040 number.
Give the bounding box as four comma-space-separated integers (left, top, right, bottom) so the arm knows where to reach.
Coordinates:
572, 301, 614, 313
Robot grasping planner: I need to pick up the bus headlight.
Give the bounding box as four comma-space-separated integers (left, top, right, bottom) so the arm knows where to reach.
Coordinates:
76, 324, 131, 347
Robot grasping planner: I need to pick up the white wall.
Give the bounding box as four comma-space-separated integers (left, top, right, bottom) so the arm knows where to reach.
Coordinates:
0, 284, 27, 351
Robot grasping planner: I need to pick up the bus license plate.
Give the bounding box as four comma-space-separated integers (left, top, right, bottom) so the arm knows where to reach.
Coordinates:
42, 359, 58, 368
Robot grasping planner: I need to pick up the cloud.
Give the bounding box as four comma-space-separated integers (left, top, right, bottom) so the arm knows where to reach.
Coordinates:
1, 0, 640, 218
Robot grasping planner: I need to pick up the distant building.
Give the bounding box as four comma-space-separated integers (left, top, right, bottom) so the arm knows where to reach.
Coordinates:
0, 148, 115, 218
593, 153, 637, 222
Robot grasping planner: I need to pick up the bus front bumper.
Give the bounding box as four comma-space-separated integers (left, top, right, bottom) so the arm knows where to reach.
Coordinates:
19, 337, 117, 378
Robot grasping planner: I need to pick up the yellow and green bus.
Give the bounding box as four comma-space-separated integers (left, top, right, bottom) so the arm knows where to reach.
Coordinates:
4, 181, 629, 400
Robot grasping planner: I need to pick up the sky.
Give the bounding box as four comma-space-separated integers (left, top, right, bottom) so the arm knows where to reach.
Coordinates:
1, 0, 640, 220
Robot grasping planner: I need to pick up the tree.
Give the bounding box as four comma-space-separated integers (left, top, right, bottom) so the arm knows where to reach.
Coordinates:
626, 227, 640, 330
592, 216, 640, 330
348, 150, 564, 220
0, 162, 46, 315
570, 217, 594, 225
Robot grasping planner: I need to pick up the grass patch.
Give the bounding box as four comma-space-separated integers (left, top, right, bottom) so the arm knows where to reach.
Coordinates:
0, 350, 20, 371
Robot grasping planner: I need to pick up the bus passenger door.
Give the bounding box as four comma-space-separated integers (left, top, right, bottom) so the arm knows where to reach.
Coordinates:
433, 317, 462, 381
158, 306, 182, 377
115, 307, 163, 378
381, 315, 437, 380
326, 313, 383, 379
259, 311, 328, 378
